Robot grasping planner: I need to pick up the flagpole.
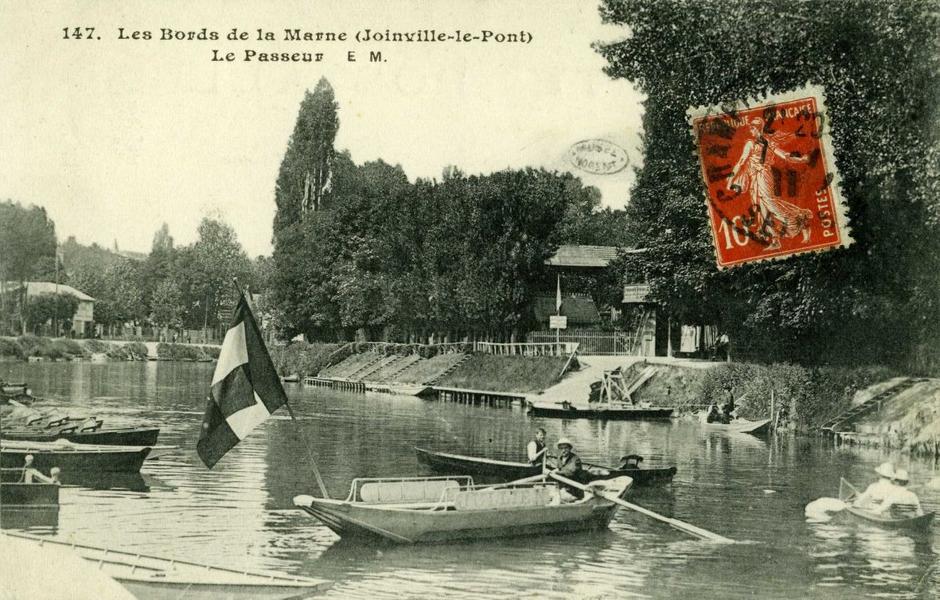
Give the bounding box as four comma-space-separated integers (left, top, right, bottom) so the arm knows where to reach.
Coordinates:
230, 278, 331, 499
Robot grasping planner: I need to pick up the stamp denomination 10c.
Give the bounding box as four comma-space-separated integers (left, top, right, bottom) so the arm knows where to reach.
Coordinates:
688, 85, 852, 269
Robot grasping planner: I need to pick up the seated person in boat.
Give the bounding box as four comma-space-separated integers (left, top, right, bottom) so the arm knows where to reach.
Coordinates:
527, 427, 553, 467
554, 438, 586, 501
853, 462, 896, 510
705, 404, 724, 423
619, 454, 644, 470
18, 455, 61, 484
877, 469, 923, 517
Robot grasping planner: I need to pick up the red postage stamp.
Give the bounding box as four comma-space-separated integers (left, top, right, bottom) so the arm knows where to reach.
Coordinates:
688, 85, 852, 269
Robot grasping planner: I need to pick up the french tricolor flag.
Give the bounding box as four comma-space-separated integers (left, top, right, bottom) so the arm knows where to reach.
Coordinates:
197, 293, 287, 468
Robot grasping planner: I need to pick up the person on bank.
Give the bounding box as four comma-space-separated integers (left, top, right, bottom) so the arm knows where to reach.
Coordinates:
527, 428, 550, 467
853, 462, 896, 511
720, 386, 736, 423
554, 438, 586, 501
876, 468, 923, 517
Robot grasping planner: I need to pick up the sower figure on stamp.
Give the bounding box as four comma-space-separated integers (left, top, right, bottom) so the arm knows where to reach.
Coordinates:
728, 117, 813, 251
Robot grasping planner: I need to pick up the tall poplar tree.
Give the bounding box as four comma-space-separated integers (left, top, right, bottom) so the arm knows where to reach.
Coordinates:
273, 78, 339, 233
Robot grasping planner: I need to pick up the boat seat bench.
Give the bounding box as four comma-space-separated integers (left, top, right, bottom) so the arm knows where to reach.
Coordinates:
452, 486, 554, 511
359, 479, 461, 504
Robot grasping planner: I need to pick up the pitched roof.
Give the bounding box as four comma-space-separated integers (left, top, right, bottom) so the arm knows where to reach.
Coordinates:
24, 281, 95, 302
545, 245, 621, 268
532, 294, 601, 325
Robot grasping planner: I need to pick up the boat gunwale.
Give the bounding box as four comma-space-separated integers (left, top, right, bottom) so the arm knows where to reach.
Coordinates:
5, 532, 327, 587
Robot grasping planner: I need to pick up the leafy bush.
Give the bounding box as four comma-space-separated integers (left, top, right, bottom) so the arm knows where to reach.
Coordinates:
630, 361, 899, 431
15, 335, 87, 360
269, 342, 340, 378
107, 342, 149, 361
83, 339, 112, 353
0, 338, 24, 359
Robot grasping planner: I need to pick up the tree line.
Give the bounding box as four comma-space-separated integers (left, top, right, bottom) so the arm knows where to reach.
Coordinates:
0, 199, 259, 338
598, 0, 940, 369
269, 78, 629, 343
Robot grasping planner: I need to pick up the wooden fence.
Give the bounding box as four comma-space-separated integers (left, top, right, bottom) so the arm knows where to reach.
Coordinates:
527, 330, 639, 356
473, 341, 579, 357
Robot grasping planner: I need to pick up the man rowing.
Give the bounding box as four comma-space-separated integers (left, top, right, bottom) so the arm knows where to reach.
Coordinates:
853, 462, 896, 511
876, 468, 924, 518
554, 438, 587, 501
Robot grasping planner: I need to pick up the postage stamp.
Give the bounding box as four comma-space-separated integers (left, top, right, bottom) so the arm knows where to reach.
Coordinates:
687, 84, 852, 269
567, 139, 629, 175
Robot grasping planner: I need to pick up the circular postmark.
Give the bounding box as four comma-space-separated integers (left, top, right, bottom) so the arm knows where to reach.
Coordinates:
567, 139, 629, 175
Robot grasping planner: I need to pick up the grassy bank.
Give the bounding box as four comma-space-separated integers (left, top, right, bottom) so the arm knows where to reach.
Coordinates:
1, 335, 89, 361
156, 343, 220, 361
629, 361, 898, 431
435, 354, 569, 394
0, 336, 197, 362
269, 341, 341, 378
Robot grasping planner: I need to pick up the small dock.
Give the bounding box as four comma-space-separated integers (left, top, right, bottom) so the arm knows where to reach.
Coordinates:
433, 386, 526, 407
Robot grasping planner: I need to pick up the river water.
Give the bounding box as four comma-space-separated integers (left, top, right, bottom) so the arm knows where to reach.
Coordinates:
1, 361, 938, 599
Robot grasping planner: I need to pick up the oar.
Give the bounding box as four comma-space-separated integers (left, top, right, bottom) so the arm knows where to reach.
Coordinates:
548, 472, 733, 543
479, 473, 547, 491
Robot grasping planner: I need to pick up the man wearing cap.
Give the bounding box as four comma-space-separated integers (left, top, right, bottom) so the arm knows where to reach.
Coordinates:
554, 438, 586, 501
853, 462, 896, 511
876, 469, 923, 517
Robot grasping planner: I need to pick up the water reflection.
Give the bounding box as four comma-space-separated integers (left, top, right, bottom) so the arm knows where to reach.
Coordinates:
0, 506, 59, 531
1, 361, 938, 599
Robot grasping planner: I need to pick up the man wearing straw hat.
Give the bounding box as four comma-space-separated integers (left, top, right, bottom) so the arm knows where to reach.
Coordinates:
876, 468, 924, 517
853, 462, 896, 511
554, 438, 586, 502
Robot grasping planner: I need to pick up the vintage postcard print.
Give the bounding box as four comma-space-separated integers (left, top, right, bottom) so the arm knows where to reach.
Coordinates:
689, 85, 852, 269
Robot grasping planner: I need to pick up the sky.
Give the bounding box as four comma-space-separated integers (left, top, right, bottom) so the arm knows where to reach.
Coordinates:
1, 1, 644, 257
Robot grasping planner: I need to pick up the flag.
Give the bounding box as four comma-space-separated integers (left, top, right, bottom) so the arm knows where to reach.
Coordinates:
197, 292, 288, 468
555, 274, 562, 314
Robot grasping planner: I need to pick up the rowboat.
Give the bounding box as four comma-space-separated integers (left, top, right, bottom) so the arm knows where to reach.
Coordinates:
700, 415, 772, 435
0, 468, 60, 506
838, 477, 934, 533
528, 400, 674, 420
366, 383, 434, 397
1, 426, 161, 447
1, 439, 153, 473
414, 447, 677, 486
1, 382, 33, 404
294, 474, 633, 544
4, 531, 332, 600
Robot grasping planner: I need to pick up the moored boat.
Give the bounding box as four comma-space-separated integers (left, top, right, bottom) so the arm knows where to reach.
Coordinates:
838, 477, 934, 533
366, 383, 434, 397
1, 440, 153, 473
1, 426, 160, 447
4, 531, 333, 600
699, 415, 772, 435
294, 474, 633, 544
528, 400, 674, 420
0, 468, 60, 506
414, 447, 677, 486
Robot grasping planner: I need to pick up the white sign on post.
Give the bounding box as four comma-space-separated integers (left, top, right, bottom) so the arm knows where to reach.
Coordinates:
549, 316, 568, 330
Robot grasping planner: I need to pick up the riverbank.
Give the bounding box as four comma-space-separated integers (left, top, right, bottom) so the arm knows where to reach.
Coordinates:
0, 336, 219, 362
626, 360, 898, 429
